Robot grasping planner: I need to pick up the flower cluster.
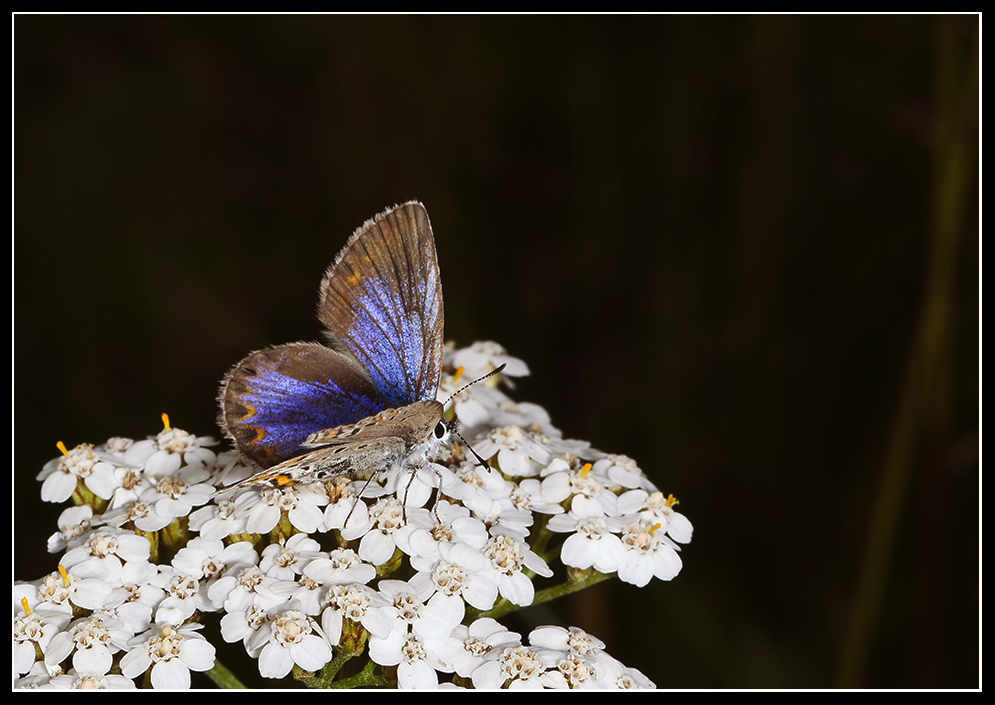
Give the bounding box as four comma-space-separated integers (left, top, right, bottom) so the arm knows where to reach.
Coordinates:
14, 341, 692, 689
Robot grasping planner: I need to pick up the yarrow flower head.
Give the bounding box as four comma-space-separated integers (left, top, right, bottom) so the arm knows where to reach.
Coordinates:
16, 341, 692, 689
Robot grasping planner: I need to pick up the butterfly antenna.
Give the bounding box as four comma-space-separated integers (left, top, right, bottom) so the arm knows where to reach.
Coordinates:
452, 426, 492, 470
441, 363, 507, 471
442, 363, 507, 406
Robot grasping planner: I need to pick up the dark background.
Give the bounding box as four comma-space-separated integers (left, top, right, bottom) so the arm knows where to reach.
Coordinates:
14, 15, 978, 689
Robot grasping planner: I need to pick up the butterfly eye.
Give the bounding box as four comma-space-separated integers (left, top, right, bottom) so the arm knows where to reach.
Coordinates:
434, 422, 447, 440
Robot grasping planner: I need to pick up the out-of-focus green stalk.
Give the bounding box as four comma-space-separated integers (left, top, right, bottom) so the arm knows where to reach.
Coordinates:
835, 16, 977, 688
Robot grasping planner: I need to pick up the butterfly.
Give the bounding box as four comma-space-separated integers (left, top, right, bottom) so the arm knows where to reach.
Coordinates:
217, 201, 452, 495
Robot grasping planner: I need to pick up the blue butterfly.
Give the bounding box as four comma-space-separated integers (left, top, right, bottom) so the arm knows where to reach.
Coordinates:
218, 201, 449, 491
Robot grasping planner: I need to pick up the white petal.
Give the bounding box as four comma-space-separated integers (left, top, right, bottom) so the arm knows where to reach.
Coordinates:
150, 658, 191, 689
359, 531, 396, 566
667, 512, 694, 544
291, 634, 332, 671
258, 642, 294, 679
179, 637, 216, 672
118, 647, 151, 679
41, 471, 77, 503
398, 658, 439, 689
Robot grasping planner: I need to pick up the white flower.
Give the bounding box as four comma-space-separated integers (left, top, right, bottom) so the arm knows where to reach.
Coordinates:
172, 537, 258, 612
550, 651, 602, 688
19, 570, 77, 617
59, 530, 151, 586
100, 436, 135, 457
510, 476, 565, 516
320, 478, 374, 538
108, 560, 162, 634
140, 464, 215, 520
545, 459, 620, 515
302, 547, 376, 586
367, 622, 459, 689
480, 535, 552, 607
247, 607, 332, 679
616, 517, 683, 587
14, 670, 50, 689
487, 400, 560, 436
258, 533, 324, 581
123, 422, 216, 477
278, 483, 329, 533
319, 583, 392, 644
188, 492, 251, 540
44, 669, 139, 689
27, 569, 108, 616
173, 537, 257, 582
220, 602, 271, 654
528, 625, 606, 657
233, 484, 326, 535
471, 644, 565, 689
101, 497, 174, 533
595, 652, 656, 688
446, 340, 530, 380
434, 617, 521, 678
638, 490, 694, 544
592, 454, 647, 490
46, 505, 96, 554
44, 611, 134, 678
373, 579, 461, 643
105, 466, 154, 511
558, 515, 623, 573
395, 501, 488, 562
234, 483, 329, 535
207, 449, 253, 486
268, 575, 327, 616
473, 426, 552, 477
358, 497, 409, 566
377, 464, 439, 512
209, 564, 284, 615
547, 495, 625, 574
150, 567, 202, 625
474, 503, 534, 542
409, 541, 498, 613
37, 443, 118, 503
13, 602, 71, 675
445, 462, 518, 515
119, 622, 216, 689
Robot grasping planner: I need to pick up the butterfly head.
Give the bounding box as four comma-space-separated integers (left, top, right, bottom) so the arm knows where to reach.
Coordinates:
437, 363, 508, 470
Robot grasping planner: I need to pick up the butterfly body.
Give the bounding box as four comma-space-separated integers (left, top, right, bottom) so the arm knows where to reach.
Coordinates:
218, 202, 447, 494
220, 400, 448, 492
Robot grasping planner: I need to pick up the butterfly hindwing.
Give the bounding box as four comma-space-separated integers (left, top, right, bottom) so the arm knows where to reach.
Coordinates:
220, 342, 391, 468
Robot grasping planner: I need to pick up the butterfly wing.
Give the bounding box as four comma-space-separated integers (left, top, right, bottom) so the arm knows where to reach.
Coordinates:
220, 201, 444, 470
220, 342, 392, 468
317, 201, 444, 409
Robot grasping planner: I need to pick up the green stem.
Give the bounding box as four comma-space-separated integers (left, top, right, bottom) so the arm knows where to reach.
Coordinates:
326, 659, 388, 689
203, 659, 246, 689
474, 569, 615, 621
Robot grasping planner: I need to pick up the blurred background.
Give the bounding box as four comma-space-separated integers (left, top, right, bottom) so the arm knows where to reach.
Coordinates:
15, 15, 978, 689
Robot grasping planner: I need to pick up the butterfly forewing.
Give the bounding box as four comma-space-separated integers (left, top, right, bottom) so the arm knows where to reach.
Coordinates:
317, 202, 443, 409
